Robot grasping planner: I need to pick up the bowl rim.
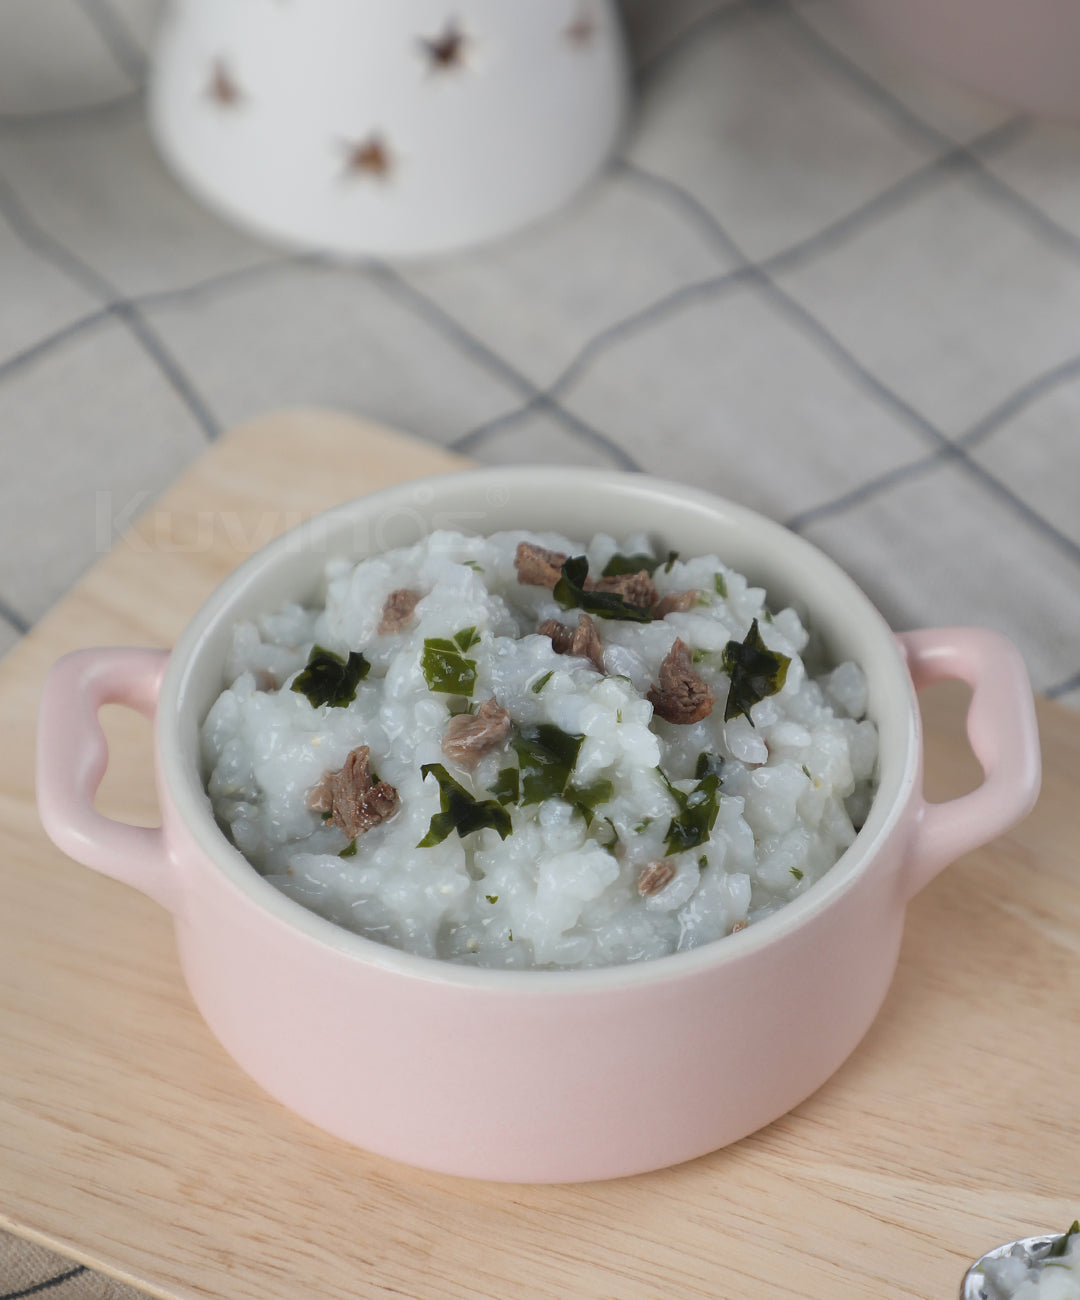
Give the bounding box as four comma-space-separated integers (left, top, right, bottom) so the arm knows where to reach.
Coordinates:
159, 466, 921, 992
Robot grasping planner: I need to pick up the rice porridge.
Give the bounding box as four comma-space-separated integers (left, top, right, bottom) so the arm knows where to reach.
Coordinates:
201, 529, 878, 969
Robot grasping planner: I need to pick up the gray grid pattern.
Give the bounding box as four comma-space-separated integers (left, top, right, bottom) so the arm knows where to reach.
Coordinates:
2, 0, 1080, 1291
2, 1, 1080, 702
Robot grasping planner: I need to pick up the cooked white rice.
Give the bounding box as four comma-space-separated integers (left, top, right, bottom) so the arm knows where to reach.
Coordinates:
201, 529, 878, 970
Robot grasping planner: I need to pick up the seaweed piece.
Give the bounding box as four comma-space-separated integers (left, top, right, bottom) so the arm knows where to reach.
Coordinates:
721, 619, 791, 723
568, 777, 614, 826
658, 766, 721, 856
603, 550, 679, 578
1048, 1223, 1080, 1259
602, 551, 658, 577
417, 763, 512, 847
291, 645, 370, 709
553, 556, 653, 623
489, 767, 520, 806
694, 752, 725, 781
511, 723, 585, 804
531, 670, 554, 695
422, 627, 481, 695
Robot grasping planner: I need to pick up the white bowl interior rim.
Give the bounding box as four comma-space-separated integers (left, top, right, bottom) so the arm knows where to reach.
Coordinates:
160, 467, 920, 991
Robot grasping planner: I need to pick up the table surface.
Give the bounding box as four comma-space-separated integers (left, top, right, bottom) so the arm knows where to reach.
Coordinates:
3, 0, 1080, 1295
2, 409, 1079, 1300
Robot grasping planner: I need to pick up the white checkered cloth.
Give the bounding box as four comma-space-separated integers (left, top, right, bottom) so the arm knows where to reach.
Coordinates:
2, 0, 1079, 1293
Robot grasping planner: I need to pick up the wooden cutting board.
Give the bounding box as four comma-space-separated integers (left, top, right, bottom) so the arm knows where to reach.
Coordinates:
2, 409, 1077, 1300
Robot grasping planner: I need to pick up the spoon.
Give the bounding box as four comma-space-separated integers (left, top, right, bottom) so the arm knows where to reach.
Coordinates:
961, 1225, 1080, 1299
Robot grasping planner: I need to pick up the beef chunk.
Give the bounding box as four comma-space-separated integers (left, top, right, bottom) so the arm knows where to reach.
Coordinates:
514, 542, 569, 590
652, 590, 697, 619
441, 697, 512, 770
307, 745, 399, 838
647, 638, 716, 724
378, 587, 422, 635
537, 612, 605, 673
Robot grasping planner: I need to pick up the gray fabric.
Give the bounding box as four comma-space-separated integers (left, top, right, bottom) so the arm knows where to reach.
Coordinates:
0, 1230, 146, 1300
1, 0, 1079, 705
3, 0, 1080, 1291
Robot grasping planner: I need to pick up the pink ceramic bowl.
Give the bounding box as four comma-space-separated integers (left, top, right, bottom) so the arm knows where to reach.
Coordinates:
36, 470, 1041, 1183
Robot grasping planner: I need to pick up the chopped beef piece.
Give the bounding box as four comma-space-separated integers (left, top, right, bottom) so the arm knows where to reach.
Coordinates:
537, 618, 568, 649
441, 697, 512, 770
537, 612, 605, 673
514, 541, 569, 590
589, 569, 658, 610
307, 745, 399, 838
637, 860, 676, 896
570, 612, 605, 672
378, 587, 422, 635
647, 638, 716, 725
652, 590, 698, 619
730, 919, 748, 934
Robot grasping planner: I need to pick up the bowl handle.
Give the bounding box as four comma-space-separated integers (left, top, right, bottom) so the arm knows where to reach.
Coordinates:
899, 627, 1041, 900
36, 647, 176, 912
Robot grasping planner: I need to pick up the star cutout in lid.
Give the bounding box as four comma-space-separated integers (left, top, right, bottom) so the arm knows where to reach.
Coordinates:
207, 58, 243, 106
565, 7, 598, 47
343, 134, 393, 179
419, 20, 468, 71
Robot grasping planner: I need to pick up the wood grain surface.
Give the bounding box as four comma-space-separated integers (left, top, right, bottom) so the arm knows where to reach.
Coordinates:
1, 410, 1076, 1300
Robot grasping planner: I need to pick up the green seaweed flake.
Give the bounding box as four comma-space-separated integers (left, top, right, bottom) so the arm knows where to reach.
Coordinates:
511, 723, 585, 804
694, 752, 725, 781
658, 767, 721, 856
291, 645, 370, 708
418, 763, 512, 847
602, 549, 678, 578
569, 778, 615, 827
422, 628, 481, 695
489, 766, 520, 806
1048, 1223, 1080, 1259
339, 839, 358, 858
721, 619, 791, 724
602, 551, 658, 577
